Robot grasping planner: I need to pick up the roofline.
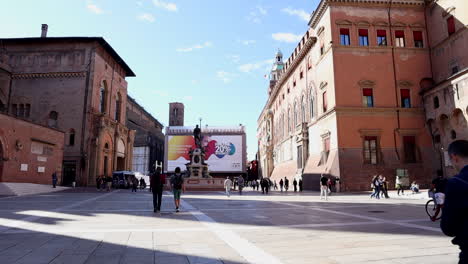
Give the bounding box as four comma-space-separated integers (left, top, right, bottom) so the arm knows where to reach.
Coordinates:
127, 95, 164, 128
0, 37, 135, 77
308, 0, 425, 28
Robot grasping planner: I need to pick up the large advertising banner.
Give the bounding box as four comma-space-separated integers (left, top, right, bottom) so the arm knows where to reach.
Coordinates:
166, 135, 243, 172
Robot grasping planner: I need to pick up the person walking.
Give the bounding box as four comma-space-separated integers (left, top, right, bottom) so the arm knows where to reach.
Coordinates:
224, 177, 233, 197
274, 180, 278, 190
279, 179, 284, 192
106, 175, 112, 192
320, 174, 328, 200
238, 176, 244, 195
441, 140, 468, 263
284, 177, 289, 192
96, 176, 101, 190
170, 167, 185, 212
139, 177, 146, 190
396, 174, 404, 196
380, 175, 389, 198
370, 175, 381, 199
131, 176, 138, 192
299, 179, 303, 192
293, 179, 298, 192
52, 171, 58, 188
151, 168, 165, 213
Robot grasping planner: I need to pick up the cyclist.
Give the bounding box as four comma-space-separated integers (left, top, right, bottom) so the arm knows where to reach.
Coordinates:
431, 170, 447, 222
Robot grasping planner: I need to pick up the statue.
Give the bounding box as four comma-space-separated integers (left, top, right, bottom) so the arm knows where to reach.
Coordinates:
193, 125, 202, 149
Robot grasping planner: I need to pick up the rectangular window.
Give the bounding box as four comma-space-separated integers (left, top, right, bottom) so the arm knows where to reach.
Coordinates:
322, 91, 328, 112
400, 89, 411, 108
25, 104, 31, 118
447, 16, 455, 35
403, 136, 417, 163
300, 71, 304, 79
320, 45, 324, 55
69, 133, 75, 146
320, 137, 331, 165
395, 30, 405, 47
12, 104, 17, 116
340, 28, 350, 46
362, 88, 374, 107
413, 31, 423, 48
377, 30, 387, 46
297, 146, 303, 169
19, 104, 25, 117
364, 136, 378, 164
358, 29, 369, 46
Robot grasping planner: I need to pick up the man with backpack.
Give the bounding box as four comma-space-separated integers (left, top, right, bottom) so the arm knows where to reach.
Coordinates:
441, 140, 468, 263
170, 167, 185, 212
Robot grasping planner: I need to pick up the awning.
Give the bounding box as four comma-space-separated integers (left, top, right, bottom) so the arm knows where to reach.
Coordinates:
270, 160, 297, 182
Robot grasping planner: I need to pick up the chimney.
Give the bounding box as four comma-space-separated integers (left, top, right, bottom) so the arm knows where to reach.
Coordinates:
41, 24, 48, 38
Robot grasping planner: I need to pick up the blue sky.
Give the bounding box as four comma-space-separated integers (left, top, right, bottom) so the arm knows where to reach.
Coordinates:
2, 0, 320, 160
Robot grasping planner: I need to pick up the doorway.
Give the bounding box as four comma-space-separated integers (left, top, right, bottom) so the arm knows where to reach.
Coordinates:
117, 157, 125, 171
62, 161, 77, 186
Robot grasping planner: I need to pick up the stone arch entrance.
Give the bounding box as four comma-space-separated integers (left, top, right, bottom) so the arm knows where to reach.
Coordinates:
116, 139, 126, 171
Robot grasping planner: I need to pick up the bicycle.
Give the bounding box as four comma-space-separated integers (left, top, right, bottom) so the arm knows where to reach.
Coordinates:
425, 195, 442, 221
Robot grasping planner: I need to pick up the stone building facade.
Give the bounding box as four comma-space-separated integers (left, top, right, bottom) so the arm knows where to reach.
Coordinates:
0, 112, 64, 184
258, 0, 439, 191
420, 0, 468, 178
126, 95, 165, 175
0, 35, 135, 186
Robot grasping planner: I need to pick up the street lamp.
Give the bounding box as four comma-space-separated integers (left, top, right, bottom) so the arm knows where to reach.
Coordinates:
199, 118, 202, 128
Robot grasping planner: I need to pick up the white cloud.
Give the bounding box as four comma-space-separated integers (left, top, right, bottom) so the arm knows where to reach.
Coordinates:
138, 13, 155, 22
282, 7, 310, 22
183, 95, 193, 101
153, 0, 177, 12
87, 3, 103, 14
238, 59, 274, 73
176, 41, 212, 52
247, 5, 267, 24
272, 32, 302, 43
227, 54, 241, 63
240, 40, 256, 46
257, 6, 267, 15
217, 71, 236, 83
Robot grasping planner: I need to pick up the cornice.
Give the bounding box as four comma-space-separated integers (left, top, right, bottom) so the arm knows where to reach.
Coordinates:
12, 72, 86, 79
309, 0, 425, 28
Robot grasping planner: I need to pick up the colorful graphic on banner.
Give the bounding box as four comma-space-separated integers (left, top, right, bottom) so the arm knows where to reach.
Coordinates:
166, 135, 243, 172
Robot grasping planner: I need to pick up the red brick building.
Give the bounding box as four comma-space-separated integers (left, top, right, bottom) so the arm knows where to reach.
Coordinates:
0, 112, 64, 184
0, 29, 136, 186
258, 0, 439, 191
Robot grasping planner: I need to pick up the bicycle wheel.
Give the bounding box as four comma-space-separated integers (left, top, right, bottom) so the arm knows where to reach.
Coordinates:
425, 199, 442, 220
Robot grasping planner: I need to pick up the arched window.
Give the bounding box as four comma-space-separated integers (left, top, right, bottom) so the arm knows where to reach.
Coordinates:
301, 96, 306, 123
48, 111, 58, 128
104, 143, 110, 149
287, 108, 291, 132
451, 130, 457, 139
100, 81, 107, 113
294, 102, 298, 126
310, 95, 315, 119
69, 129, 75, 146
115, 93, 121, 121
433, 96, 439, 109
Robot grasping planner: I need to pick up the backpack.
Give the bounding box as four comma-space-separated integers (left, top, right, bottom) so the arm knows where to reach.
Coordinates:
173, 174, 183, 189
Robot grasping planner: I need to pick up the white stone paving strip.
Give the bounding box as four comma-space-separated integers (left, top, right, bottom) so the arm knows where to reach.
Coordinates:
178, 195, 284, 264
0, 190, 117, 233
277, 201, 442, 233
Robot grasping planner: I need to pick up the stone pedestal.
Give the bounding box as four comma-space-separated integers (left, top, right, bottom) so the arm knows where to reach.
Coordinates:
186, 148, 211, 178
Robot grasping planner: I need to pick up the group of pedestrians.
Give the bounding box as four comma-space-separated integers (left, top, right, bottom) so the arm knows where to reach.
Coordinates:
95, 175, 112, 191
370, 175, 389, 199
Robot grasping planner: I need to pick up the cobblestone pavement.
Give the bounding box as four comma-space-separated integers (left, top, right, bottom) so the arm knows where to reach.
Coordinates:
0, 188, 458, 264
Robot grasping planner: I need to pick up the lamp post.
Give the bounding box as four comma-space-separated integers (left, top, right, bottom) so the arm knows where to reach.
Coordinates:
199, 118, 202, 129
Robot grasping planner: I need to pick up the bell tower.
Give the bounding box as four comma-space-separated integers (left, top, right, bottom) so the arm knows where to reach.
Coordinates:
269, 49, 284, 95
169, 102, 184, 126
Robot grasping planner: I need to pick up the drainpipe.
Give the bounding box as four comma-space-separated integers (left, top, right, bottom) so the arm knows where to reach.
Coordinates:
388, 0, 401, 161
81, 51, 93, 186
